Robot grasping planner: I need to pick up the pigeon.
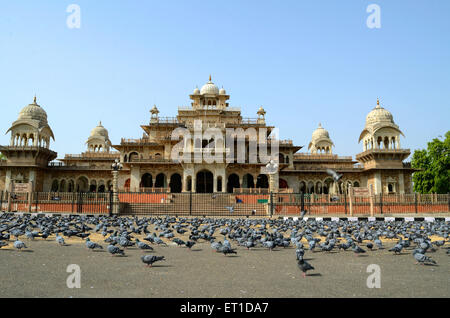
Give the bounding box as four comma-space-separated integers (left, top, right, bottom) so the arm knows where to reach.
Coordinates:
211, 241, 222, 252
296, 248, 305, 260
173, 238, 186, 246
14, 240, 27, 250
85, 238, 103, 251
433, 240, 445, 248
56, 234, 66, 246
413, 250, 437, 265
389, 243, 403, 255
225, 206, 234, 214
219, 245, 237, 256
366, 243, 374, 251
141, 255, 165, 267
326, 169, 343, 182
352, 244, 366, 255
300, 210, 308, 219
185, 241, 196, 250
297, 258, 315, 278
107, 244, 125, 256
263, 240, 275, 251
135, 238, 153, 251
374, 239, 383, 249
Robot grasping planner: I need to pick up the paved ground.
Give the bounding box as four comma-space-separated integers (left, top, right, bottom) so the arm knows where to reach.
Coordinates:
0, 235, 448, 298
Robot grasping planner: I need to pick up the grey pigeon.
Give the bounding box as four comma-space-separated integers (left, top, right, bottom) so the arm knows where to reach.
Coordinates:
297, 259, 315, 278
85, 238, 103, 251
135, 239, 153, 251
389, 243, 403, 254
413, 250, 436, 265
107, 244, 125, 256
14, 240, 27, 250
141, 255, 165, 267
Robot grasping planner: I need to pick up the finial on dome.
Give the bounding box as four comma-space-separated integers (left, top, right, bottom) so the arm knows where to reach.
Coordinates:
209, 74, 212, 82
376, 98, 380, 107
318, 122, 322, 128
99, 121, 102, 126
33, 95, 37, 104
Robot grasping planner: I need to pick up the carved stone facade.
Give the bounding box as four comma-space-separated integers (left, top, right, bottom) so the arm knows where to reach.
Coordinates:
0, 79, 415, 194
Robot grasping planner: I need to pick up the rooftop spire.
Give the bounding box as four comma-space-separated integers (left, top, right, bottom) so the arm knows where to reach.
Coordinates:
33, 95, 37, 104
209, 74, 212, 82
376, 98, 380, 107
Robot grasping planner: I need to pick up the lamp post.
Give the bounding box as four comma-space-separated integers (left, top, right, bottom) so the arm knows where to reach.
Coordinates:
111, 159, 123, 215
265, 159, 279, 217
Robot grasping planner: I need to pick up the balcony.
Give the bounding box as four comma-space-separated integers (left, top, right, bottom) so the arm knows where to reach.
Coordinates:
294, 153, 353, 160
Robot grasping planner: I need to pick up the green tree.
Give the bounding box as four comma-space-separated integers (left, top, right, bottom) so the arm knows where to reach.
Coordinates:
0, 152, 5, 160
411, 131, 450, 193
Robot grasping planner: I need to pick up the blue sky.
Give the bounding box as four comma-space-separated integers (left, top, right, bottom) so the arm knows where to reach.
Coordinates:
0, 0, 449, 160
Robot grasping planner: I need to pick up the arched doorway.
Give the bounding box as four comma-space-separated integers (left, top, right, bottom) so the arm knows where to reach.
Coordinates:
141, 173, 153, 188
256, 174, 269, 188
217, 176, 223, 192
242, 174, 254, 188
155, 173, 166, 188
76, 177, 89, 193
279, 178, 288, 189
196, 170, 213, 193
124, 178, 130, 190
227, 173, 240, 193
169, 173, 182, 193
299, 181, 306, 193
89, 180, 97, 192
51, 180, 59, 192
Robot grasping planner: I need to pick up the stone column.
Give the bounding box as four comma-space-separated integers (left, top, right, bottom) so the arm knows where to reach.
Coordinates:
213, 174, 217, 193
269, 173, 279, 193
130, 166, 140, 192
5, 170, 12, 194
192, 174, 196, 193
112, 170, 119, 215
374, 172, 382, 195
398, 172, 405, 194
221, 175, 226, 193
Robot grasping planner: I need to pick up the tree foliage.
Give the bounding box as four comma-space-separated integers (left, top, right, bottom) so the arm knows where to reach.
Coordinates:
411, 131, 450, 193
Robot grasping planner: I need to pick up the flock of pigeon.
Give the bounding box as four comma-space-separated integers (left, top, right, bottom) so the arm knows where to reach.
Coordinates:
0, 213, 449, 277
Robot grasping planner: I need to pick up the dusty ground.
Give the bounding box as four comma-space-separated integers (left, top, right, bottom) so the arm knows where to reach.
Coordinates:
0, 233, 448, 298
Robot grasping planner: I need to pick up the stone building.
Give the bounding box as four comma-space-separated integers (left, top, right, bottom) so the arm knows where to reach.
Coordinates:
0, 78, 414, 195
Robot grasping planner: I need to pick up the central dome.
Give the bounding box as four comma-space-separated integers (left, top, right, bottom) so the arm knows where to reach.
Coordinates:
18, 97, 48, 125
200, 76, 219, 95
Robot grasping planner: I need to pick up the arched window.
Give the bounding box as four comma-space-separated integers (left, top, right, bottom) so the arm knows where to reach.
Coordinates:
51, 180, 59, 192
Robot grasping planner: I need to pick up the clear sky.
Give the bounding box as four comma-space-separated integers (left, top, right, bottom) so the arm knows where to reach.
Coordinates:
0, 0, 449, 160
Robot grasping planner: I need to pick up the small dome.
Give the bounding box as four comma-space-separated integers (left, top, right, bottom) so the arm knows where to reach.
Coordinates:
219, 87, 226, 95
193, 87, 200, 95
90, 121, 109, 138
18, 97, 48, 125
365, 99, 394, 127
257, 106, 266, 116
312, 123, 330, 141
150, 104, 159, 114
200, 75, 219, 95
